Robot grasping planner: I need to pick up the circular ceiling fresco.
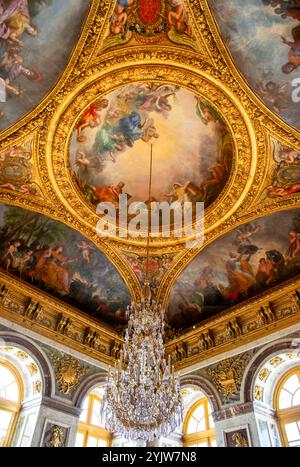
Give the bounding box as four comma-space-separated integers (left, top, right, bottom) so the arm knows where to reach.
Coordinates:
69, 83, 234, 231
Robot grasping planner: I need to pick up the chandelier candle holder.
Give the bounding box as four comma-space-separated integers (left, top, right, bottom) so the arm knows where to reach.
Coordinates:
100, 284, 183, 442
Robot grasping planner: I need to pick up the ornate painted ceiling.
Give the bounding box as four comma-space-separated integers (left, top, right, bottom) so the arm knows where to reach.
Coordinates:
0, 0, 300, 365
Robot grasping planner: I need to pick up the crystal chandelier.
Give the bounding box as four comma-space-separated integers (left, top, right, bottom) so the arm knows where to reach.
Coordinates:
101, 284, 183, 442
101, 145, 183, 442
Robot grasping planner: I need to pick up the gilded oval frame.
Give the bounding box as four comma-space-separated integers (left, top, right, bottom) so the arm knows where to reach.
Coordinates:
46, 63, 259, 248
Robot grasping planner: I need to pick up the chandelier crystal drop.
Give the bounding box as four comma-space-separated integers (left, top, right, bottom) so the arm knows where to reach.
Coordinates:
101, 284, 183, 442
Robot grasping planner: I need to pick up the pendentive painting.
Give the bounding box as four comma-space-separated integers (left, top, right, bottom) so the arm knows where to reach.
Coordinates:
209, 0, 300, 130
70, 83, 233, 229
0, 204, 131, 326
168, 209, 300, 329
100, 0, 197, 53
0, 0, 90, 131
263, 140, 300, 200
0, 137, 41, 196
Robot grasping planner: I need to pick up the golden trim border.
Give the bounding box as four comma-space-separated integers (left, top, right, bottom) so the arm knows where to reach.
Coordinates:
165, 275, 300, 371
47, 63, 257, 247
0, 269, 299, 370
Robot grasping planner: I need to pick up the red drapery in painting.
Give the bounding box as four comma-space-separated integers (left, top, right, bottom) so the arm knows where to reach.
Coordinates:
139, 0, 161, 24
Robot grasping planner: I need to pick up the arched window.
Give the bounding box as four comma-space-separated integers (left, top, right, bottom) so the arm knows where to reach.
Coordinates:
0, 360, 23, 447
76, 387, 111, 447
183, 398, 216, 447
274, 367, 300, 447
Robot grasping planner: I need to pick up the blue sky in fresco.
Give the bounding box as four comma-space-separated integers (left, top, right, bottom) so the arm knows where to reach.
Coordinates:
0, 0, 90, 131
210, 0, 300, 129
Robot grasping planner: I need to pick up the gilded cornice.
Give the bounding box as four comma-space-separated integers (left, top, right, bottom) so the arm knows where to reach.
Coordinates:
165, 276, 300, 371
0, 271, 124, 367
0, 269, 299, 369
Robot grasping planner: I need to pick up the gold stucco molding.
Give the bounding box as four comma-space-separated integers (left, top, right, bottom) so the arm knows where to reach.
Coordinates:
0, 269, 299, 369
165, 275, 300, 371
46, 63, 257, 246
0, 271, 124, 367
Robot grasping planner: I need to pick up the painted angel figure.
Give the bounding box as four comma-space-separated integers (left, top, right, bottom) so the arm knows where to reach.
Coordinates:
75, 151, 90, 172
110, 0, 134, 35
164, 181, 192, 205
195, 96, 220, 125
0, 50, 41, 98
268, 184, 300, 196
75, 150, 104, 185
256, 80, 289, 112
77, 241, 95, 264
76, 99, 109, 142
135, 84, 178, 118
272, 142, 300, 166
168, 0, 192, 36
233, 223, 262, 247
262, 1, 300, 21
281, 25, 300, 73
286, 227, 300, 258
0, 0, 38, 47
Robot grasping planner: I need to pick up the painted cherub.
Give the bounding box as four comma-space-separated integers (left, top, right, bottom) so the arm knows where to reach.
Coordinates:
256, 80, 289, 112
268, 184, 300, 197
1, 53, 41, 97
77, 240, 95, 263
75, 151, 90, 172
111, 3, 127, 35
76, 99, 109, 142
3, 240, 21, 270
233, 223, 262, 246
0, 145, 24, 161
278, 147, 300, 165
6, 15, 38, 49
164, 181, 192, 205
110, 0, 133, 35
0, 0, 38, 49
19, 249, 33, 277
168, 0, 192, 36
281, 25, 300, 74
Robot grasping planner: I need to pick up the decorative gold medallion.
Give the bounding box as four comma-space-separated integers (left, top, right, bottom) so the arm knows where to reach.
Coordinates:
50, 352, 90, 395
